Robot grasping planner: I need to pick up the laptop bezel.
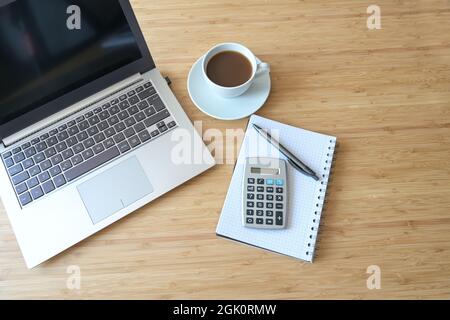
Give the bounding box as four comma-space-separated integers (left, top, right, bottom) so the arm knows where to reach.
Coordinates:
0, 0, 156, 141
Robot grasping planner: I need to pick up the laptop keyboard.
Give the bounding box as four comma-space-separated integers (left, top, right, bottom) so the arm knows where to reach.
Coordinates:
1, 81, 178, 207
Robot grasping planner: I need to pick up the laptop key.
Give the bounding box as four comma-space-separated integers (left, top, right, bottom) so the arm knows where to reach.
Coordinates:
4, 157, 14, 168
135, 112, 145, 122
51, 154, 63, 165
8, 163, 23, 176
73, 143, 85, 154
57, 131, 69, 141
62, 149, 74, 160
12, 147, 21, 154
136, 86, 144, 93
104, 138, 115, 149
24, 147, 36, 158
119, 101, 130, 110
83, 138, 95, 149
88, 115, 100, 126
13, 152, 25, 163
77, 131, 88, 141
118, 110, 128, 120
55, 141, 67, 152
113, 132, 125, 143
114, 122, 126, 132
67, 136, 78, 147
108, 115, 119, 126
129, 95, 139, 105
3, 151, 12, 159
49, 129, 58, 136
168, 121, 177, 128
22, 159, 34, 170
134, 122, 145, 133
98, 120, 109, 131
144, 110, 170, 128
94, 132, 106, 143
105, 127, 116, 138
93, 144, 105, 154
82, 149, 94, 160
124, 127, 135, 138
54, 175, 66, 188
71, 154, 83, 166
144, 107, 156, 117
42, 180, 55, 194
33, 153, 45, 164
144, 82, 152, 88
19, 192, 32, 206
29, 165, 41, 177
129, 105, 139, 115
61, 160, 72, 171
125, 117, 136, 127
38, 171, 50, 183
27, 177, 39, 189
99, 111, 110, 121
87, 126, 99, 136
15, 182, 28, 195
68, 126, 79, 136
44, 147, 57, 158
12, 171, 29, 185
49, 165, 62, 177
138, 130, 151, 142
138, 100, 149, 110
138, 88, 156, 100
21, 142, 31, 149
35, 141, 47, 152
118, 141, 131, 153
65, 146, 120, 182
47, 136, 58, 147
78, 120, 89, 131
129, 136, 141, 148
151, 130, 159, 137
40, 159, 52, 171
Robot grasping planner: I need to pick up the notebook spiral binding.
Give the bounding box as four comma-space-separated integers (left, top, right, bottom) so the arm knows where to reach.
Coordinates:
305, 139, 338, 261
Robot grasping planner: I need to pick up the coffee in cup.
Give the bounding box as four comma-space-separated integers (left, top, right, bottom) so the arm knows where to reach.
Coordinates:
202, 43, 270, 98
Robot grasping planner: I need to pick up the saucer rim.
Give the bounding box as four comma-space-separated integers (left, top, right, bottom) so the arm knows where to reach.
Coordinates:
187, 56, 271, 121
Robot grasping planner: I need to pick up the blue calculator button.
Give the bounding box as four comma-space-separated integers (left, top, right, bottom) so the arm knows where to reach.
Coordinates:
266, 179, 274, 185
275, 179, 284, 186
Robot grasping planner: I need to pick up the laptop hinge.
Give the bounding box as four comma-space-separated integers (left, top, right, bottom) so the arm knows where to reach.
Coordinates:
3, 74, 144, 147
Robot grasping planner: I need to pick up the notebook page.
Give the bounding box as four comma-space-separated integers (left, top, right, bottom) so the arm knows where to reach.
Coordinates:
216, 115, 336, 261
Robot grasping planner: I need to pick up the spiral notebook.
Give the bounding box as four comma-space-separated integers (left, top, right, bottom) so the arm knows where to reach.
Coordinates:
216, 115, 337, 262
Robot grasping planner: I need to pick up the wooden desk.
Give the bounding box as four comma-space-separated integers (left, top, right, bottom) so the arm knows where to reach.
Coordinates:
1, 0, 450, 299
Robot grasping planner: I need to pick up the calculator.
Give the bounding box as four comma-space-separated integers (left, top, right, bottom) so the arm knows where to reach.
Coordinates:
242, 157, 288, 229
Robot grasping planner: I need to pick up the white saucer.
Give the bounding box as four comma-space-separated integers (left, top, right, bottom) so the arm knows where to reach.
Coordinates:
187, 56, 271, 120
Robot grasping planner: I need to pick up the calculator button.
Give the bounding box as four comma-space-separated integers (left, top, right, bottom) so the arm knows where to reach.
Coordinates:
257, 178, 265, 184
256, 210, 264, 216
247, 186, 255, 192
247, 178, 255, 184
257, 186, 264, 192
276, 195, 283, 201
247, 202, 254, 208
276, 187, 283, 193
246, 209, 254, 216
266, 187, 274, 193
256, 194, 264, 200
276, 203, 283, 209
266, 219, 274, 225
266, 179, 274, 185
256, 202, 264, 208
266, 203, 274, 209
276, 212, 283, 225
266, 210, 274, 217
276, 179, 284, 186
256, 218, 264, 224
266, 194, 274, 201
246, 218, 254, 224
247, 193, 255, 200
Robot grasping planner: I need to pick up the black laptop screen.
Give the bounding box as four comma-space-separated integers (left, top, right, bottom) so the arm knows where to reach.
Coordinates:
0, 0, 142, 126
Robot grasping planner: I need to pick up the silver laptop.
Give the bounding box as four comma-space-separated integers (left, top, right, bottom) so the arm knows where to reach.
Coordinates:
0, 0, 214, 268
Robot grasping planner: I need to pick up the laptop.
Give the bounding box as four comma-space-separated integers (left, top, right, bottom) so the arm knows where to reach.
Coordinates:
0, 0, 215, 268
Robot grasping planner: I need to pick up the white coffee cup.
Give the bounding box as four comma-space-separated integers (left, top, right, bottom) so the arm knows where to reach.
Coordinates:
202, 43, 270, 98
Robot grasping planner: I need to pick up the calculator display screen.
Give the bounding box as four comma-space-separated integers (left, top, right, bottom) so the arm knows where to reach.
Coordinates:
251, 167, 280, 175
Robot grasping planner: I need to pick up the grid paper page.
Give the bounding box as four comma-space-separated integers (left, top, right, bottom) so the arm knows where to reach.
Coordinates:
216, 115, 336, 262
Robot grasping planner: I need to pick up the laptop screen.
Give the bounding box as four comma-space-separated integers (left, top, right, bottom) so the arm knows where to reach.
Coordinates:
0, 0, 143, 128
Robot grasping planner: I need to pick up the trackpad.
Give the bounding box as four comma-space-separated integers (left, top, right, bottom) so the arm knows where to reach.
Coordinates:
77, 156, 154, 224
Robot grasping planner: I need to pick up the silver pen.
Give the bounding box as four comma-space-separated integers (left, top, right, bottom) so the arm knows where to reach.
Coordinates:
252, 124, 320, 181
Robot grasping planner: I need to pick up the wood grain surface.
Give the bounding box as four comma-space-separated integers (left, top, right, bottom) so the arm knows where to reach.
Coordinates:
1, 0, 450, 299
